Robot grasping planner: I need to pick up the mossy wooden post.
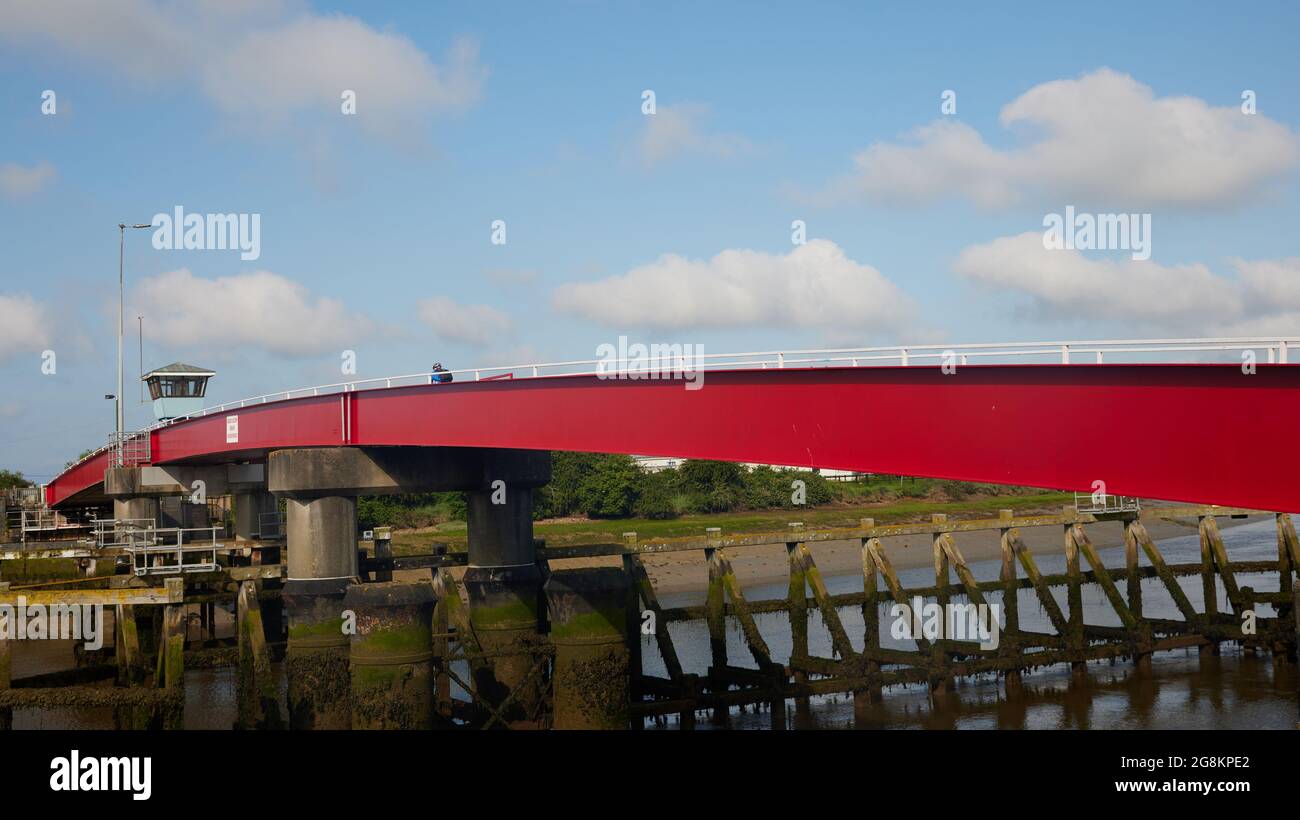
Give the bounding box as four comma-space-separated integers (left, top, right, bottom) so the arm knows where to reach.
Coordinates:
115, 604, 144, 685
236, 580, 283, 729
930, 514, 953, 695
786, 523, 812, 727
1277, 515, 1296, 665
1063, 512, 1085, 683
0, 584, 11, 731
704, 527, 728, 725
162, 577, 185, 729
1197, 514, 1220, 658
621, 534, 643, 708
622, 540, 687, 729
859, 518, 883, 710
1294, 586, 1300, 721
429, 574, 452, 723
997, 510, 1023, 697
1123, 519, 1153, 674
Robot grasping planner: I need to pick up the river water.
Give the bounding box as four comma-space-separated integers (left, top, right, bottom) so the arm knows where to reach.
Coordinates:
9, 518, 1296, 729
644, 516, 1297, 729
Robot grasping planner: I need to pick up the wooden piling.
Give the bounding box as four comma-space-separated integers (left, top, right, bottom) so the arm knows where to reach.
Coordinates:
785, 523, 812, 726
1131, 521, 1201, 626
859, 518, 883, 709
115, 604, 145, 686
1277, 514, 1297, 664
1197, 515, 1221, 658
1123, 520, 1152, 674
1063, 514, 1085, 682
161, 578, 186, 729
236, 580, 282, 729
704, 527, 728, 725
997, 511, 1023, 697
929, 515, 953, 695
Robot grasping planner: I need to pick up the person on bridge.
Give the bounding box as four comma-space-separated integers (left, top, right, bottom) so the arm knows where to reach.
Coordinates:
430, 363, 454, 384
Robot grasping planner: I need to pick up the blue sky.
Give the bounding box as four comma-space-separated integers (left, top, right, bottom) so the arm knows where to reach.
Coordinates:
1, 1, 1298, 481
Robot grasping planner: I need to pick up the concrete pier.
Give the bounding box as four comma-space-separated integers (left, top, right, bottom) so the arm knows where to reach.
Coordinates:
343, 582, 435, 729
464, 485, 547, 725
280, 496, 358, 730
267, 445, 551, 728
282, 578, 353, 729
544, 567, 632, 730
112, 497, 158, 527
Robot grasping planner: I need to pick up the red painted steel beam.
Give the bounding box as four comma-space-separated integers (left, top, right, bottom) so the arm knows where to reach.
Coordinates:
46, 364, 1300, 512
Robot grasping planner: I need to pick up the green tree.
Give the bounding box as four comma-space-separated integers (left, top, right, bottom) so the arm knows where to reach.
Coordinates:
0, 469, 32, 490
577, 454, 642, 518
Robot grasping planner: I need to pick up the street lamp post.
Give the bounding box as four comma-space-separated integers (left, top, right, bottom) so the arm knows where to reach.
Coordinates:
118, 223, 152, 441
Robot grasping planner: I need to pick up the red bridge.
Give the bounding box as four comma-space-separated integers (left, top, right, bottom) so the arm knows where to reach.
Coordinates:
45, 338, 1300, 512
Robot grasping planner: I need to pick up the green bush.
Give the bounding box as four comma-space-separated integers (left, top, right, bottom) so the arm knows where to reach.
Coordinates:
633, 469, 678, 519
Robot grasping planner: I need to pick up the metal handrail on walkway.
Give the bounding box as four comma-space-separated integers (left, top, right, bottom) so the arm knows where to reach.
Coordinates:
60, 336, 1300, 472
125, 526, 221, 576
90, 517, 154, 549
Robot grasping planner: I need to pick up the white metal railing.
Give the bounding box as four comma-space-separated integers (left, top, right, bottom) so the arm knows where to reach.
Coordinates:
125, 526, 221, 576
108, 430, 150, 467
90, 517, 154, 549
20, 508, 94, 539
1074, 492, 1141, 515
58, 337, 1299, 474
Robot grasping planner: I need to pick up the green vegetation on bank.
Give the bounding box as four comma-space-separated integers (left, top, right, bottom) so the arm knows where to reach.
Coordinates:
357, 452, 1068, 552
0, 469, 33, 490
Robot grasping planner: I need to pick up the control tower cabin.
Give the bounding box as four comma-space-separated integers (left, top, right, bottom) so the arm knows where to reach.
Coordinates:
142, 362, 215, 421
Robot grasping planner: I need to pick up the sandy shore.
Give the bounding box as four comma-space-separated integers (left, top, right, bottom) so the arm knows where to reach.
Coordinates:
545, 514, 1262, 597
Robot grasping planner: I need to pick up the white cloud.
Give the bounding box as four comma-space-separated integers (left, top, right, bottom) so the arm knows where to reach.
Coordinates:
955, 232, 1300, 335
0, 293, 52, 362
0, 0, 483, 139
0, 161, 56, 198
841, 68, 1299, 208
639, 104, 752, 169
204, 21, 484, 139
552, 239, 917, 337
417, 296, 513, 347
131, 268, 373, 357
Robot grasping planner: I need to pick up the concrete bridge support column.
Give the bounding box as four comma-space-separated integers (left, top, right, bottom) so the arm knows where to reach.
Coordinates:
112, 497, 159, 529
545, 567, 632, 729
268, 445, 551, 727
343, 581, 436, 729
464, 487, 545, 725
282, 495, 357, 730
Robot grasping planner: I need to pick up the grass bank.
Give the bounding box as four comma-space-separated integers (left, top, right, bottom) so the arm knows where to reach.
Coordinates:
389, 490, 1073, 555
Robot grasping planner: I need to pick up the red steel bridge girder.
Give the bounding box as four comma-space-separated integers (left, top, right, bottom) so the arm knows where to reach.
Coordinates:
46, 364, 1300, 512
